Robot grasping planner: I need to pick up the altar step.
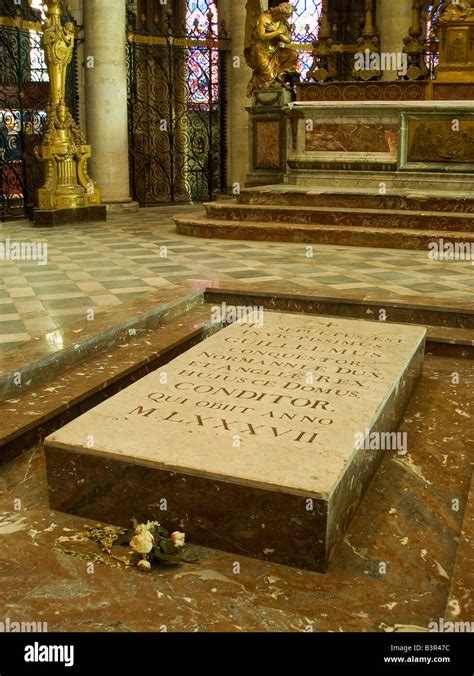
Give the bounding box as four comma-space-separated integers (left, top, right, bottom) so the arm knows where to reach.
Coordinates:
174, 211, 474, 251
286, 169, 474, 195
203, 201, 474, 233
239, 187, 474, 214
174, 181, 474, 250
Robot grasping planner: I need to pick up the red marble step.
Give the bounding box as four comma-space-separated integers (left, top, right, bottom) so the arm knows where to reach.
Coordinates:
0, 304, 218, 465
238, 189, 474, 213
174, 212, 474, 251
204, 202, 474, 233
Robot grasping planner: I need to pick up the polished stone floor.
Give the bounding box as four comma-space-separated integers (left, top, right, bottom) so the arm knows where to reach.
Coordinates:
0, 207, 472, 634
1, 205, 473, 351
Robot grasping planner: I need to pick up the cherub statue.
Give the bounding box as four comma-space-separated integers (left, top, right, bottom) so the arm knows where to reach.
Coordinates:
244, 1, 298, 97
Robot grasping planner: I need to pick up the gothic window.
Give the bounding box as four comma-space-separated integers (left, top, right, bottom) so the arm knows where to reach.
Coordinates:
187, 0, 219, 107
290, 0, 322, 79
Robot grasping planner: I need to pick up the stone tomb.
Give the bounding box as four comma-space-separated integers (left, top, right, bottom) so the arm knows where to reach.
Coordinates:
45, 313, 426, 571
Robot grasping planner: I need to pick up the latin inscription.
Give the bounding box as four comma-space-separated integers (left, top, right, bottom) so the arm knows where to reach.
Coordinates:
126, 320, 408, 446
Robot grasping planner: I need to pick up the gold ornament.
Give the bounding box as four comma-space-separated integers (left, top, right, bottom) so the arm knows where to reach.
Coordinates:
244, 1, 298, 97
35, 0, 101, 212
436, 0, 474, 23
433, 0, 474, 82
352, 0, 381, 81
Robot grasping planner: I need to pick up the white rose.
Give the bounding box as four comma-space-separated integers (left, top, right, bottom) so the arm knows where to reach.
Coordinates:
137, 559, 151, 572
130, 529, 154, 555
171, 531, 185, 549
135, 524, 149, 536
145, 520, 160, 531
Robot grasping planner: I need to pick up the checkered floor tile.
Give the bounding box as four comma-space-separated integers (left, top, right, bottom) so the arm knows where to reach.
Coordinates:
0, 205, 472, 352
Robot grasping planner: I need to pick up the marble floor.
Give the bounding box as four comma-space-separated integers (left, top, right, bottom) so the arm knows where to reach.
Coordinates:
0, 205, 473, 351
0, 207, 472, 635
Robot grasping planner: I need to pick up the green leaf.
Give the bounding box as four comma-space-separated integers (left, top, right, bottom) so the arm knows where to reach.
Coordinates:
115, 529, 134, 547
159, 539, 177, 555
153, 548, 181, 564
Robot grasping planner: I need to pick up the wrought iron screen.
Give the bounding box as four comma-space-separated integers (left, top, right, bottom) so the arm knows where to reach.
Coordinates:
127, 2, 229, 206
0, 0, 78, 221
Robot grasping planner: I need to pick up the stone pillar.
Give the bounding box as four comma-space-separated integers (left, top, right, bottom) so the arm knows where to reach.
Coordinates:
221, 0, 256, 193
376, 0, 413, 80
83, 0, 137, 210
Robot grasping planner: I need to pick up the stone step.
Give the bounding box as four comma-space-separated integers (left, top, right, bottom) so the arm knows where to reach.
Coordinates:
238, 188, 474, 214
174, 212, 474, 251
444, 476, 474, 625
0, 287, 203, 402
286, 170, 474, 194
0, 304, 218, 466
204, 202, 474, 232
203, 287, 474, 334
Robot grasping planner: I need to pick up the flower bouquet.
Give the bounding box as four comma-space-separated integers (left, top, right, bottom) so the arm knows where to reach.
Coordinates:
125, 521, 186, 572
84, 520, 188, 572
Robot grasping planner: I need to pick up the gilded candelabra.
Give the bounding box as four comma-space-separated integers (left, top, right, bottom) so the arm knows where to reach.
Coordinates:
402, 1, 428, 80
352, 0, 381, 81
308, 0, 337, 83
35, 0, 101, 213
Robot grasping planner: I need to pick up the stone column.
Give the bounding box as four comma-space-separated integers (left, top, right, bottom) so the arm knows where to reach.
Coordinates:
83, 0, 137, 210
376, 0, 413, 80
221, 0, 258, 193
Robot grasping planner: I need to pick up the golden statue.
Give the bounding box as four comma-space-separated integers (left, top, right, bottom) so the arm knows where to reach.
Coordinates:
244, 1, 298, 97
35, 0, 101, 214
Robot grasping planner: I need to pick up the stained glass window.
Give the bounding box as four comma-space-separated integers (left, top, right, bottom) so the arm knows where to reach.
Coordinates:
290, 0, 322, 80
29, 1, 48, 82
187, 0, 219, 107
425, 1, 442, 78
187, 0, 218, 37
29, 30, 49, 82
